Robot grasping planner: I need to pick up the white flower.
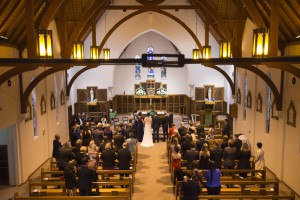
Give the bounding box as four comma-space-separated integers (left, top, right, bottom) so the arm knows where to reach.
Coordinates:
135, 85, 146, 96
156, 86, 167, 96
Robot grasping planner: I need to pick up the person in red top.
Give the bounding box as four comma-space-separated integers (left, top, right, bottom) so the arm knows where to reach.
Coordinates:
168, 123, 176, 138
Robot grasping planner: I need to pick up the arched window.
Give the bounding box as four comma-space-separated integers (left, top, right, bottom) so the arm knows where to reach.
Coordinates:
134, 55, 141, 80
53, 73, 59, 123
266, 73, 272, 133
147, 46, 154, 79
31, 77, 38, 136
243, 72, 248, 120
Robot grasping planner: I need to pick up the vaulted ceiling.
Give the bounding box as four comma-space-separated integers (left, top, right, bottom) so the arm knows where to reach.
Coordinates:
0, 0, 300, 57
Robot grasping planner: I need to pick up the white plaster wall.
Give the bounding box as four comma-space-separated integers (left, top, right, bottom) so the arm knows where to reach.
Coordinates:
235, 18, 300, 195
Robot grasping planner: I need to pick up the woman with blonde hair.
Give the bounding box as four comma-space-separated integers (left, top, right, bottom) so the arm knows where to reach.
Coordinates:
198, 143, 210, 169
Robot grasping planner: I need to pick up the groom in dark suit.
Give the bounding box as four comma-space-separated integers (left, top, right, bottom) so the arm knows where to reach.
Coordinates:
152, 112, 161, 142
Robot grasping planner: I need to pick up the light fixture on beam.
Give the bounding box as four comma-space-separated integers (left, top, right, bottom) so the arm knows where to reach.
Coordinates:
73, 41, 84, 59
219, 40, 231, 58
37, 30, 53, 58
90, 46, 99, 59
192, 48, 200, 59
203, 45, 211, 59
252, 28, 269, 57
103, 48, 110, 59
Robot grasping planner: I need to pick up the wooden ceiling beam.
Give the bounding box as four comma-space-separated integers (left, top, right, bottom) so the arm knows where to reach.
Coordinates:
196, 0, 232, 40
66, 0, 108, 57
269, 0, 279, 56
0, 66, 38, 86
38, 0, 64, 29
0, 1, 20, 33
105, 5, 203, 10
241, 0, 265, 27
24, 0, 37, 58
57, 1, 68, 58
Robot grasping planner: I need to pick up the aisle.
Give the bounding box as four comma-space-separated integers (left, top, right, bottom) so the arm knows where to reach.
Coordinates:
133, 142, 174, 200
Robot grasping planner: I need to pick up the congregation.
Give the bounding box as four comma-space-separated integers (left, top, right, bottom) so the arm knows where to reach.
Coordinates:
52, 110, 266, 199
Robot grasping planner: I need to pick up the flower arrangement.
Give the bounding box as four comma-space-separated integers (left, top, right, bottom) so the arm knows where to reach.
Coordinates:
135, 85, 146, 96
156, 86, 167, 97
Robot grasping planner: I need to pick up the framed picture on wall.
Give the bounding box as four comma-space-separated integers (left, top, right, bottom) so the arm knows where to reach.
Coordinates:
271, 99, 279, 120
287, 100, 296, 127
40, 95, 46, 115
60, 90, 65, 106
246, 91, 252, 108
256, 93, 262, 113
25, 100, 33, 122
50, 92, 56, 110
237, 88, 241, 104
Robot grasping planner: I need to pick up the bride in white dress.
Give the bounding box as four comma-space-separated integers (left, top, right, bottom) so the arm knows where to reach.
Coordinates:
141, 113, 154, 147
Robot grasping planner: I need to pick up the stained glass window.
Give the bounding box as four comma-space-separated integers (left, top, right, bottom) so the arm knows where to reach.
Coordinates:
147, 46, 154, 79
135, 55, 141, 80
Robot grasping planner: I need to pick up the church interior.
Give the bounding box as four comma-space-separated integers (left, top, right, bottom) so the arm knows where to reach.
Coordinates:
0, 0, 300, 199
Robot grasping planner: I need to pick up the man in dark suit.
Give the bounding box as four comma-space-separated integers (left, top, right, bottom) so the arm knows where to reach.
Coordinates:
181, 173, 201, 200
92, 123, 103, 146
183, 143, 199, 170
168, 111, 173, 128
114, 131, 125, 151
77, 158, 94, 196
152, 112, 161, 142
222, 119, 231, 137
56, 142, 75, 171
117, 143, 132, 183
178, 122, 186, 137
161, 112, 169, 141
210, 142, 224, 169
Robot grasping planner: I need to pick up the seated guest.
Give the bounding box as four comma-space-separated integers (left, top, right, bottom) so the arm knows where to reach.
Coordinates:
114, 130, 125, 151
101, 143, 117, 172
57, 142, 75, 171
52, 134, 62, 159
125, 123, 135, 139
205, 161, 221, 195
221, 135, 229, 150
92, 123, 103, 146
168, 123, 176, 138
81, 123, 92, 147
126, 132, 137, 154
199, 143, 210, 170
237, 143, 251, 178
77, 158, 94, 196
72, 139, 82, 156
223, 139, 237, 170
195, 134, 209, 152
210, 142, 224, 169
172, 146, 182, 185
170, 137, 181, 154
71, 125, 81, 147
64, 161, 77, 196
170, 129, 181, 145
178, 122, 186, 137
104, 124, 113, 141
181, 173, 201, 200
76, 146, 89, 167
206, 124, 215, 140
184, 143, 199, 170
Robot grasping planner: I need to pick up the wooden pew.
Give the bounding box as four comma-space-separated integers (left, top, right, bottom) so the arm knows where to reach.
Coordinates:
14, 192, 130, 200
28, 179, 132, 199
198, 194, 295, 200
175, 180, 280, 200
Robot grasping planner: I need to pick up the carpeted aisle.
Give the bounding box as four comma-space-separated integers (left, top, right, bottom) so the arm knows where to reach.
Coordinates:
133, 141, 174, 200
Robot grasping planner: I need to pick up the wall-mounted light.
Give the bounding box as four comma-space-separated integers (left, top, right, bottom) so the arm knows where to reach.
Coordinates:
73, 41, 84, 59
252, 28, 269, 57
90, 46, 99, 59
37, 30, 53, 58
203, 45, 211, 59
219, 40, 231, 58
